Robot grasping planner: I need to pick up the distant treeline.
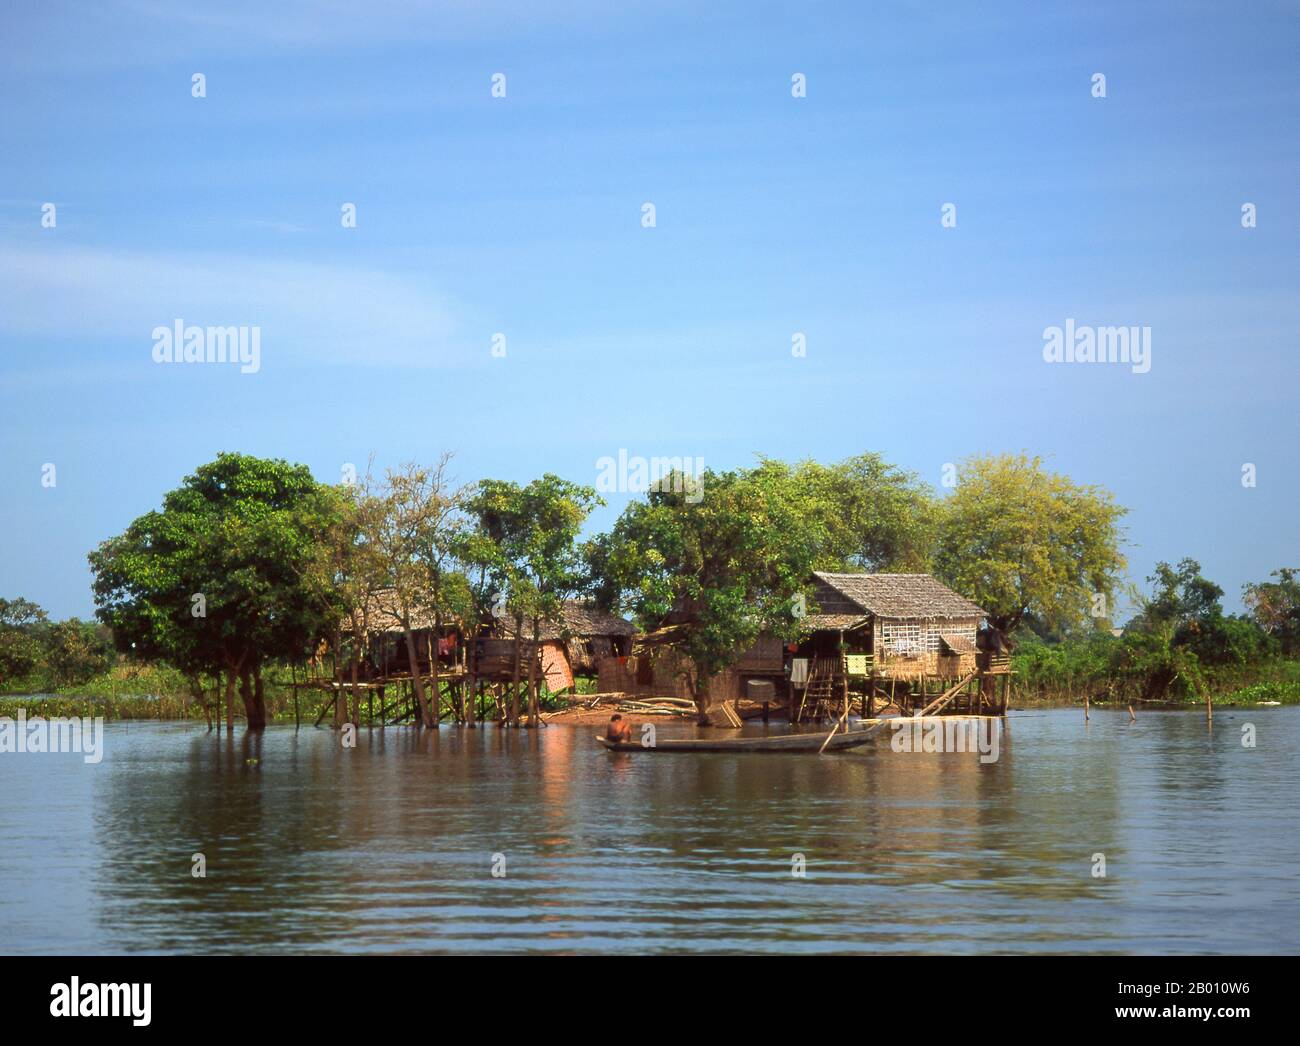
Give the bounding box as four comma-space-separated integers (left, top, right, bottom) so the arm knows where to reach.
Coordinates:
0, 599, 114, 692
1013, 562, 1300, 704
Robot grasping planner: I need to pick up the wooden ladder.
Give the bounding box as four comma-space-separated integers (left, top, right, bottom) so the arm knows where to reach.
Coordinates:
797, 656, 840, 721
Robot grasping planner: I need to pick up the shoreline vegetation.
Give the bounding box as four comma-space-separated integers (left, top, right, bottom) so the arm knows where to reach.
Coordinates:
3, 660, 1298, 724
3, 451, 1297, 730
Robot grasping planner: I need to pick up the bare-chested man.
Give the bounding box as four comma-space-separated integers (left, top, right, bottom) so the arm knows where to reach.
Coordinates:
606, 713, 633, 743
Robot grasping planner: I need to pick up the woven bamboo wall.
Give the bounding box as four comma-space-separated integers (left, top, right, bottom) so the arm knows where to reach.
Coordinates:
596, 653, 740, 706
874, 651, 978, 680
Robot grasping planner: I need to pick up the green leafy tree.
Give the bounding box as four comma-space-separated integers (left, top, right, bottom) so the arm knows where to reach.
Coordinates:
1138, 558, 1224, 629
358, 456, 473, 729
934, 453, 1127, 639
752, 453, 935, 571
466, 474, 601, 727
88, 453, 345, 729
43, 619, 115, 687
590, 467, 818, 724
1107, 629, 1206, 702
1134, 559, 1277, 670
0, 597, 50, 685
309, 480, 385, 727
1116, 558, 1276, 700
1244, 568, 1300, 655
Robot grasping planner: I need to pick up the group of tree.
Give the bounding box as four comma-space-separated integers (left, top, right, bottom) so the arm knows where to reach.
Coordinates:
75, 447, 1294, 728
0, 597, 114, 690
1016, 558, 1297, 702
86, 452, 605, 730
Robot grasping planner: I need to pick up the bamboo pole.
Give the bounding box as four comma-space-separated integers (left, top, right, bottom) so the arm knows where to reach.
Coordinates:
818, 702, 851, 754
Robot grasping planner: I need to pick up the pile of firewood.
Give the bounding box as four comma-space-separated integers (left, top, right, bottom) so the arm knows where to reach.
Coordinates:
615, 696, 697, 717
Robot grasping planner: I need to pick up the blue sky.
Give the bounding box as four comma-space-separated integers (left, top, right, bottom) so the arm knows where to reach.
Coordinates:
1, 0, 1296, 620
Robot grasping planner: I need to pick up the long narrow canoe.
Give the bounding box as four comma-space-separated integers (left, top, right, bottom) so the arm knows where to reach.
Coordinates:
594, 726, 880, 753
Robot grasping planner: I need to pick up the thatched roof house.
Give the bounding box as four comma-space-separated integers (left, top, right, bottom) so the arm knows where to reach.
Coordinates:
344, 592, 633, 689
350, 588, 461, 634
488, 600, 635, 691
799, 572, 987, 678
804, 572, 985, 626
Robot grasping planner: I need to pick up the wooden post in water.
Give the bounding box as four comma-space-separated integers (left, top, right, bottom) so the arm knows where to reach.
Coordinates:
1084, 690, 1090, 722
839, 630, 849, 722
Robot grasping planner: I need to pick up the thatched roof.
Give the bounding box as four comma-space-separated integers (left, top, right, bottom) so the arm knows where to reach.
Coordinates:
559, 602, 636, 638
800, 613, 871, 632
494, 600, 635, 642
632, 622, 691, 653
351, 592, 633, 641
350, 588, 458, 633
812, 572, 985, 620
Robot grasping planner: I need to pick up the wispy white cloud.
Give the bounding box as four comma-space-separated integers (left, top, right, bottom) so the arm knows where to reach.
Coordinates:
0, 0, 675, 73
0, 244, 461, 368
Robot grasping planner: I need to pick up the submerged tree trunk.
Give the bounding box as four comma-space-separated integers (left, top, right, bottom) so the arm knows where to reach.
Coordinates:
349, 614, 363, 727
332, 629, 347, 729
238, 667, 254, 728
194, 675, 213, 730
526, 616, 541, 727
429, 627, 442, 725
465, 632, 478, 729
402, 623, 434, 729
254, 667, 268, 727
509, 613, 523, 726
223, 659, 242, 734
236, 664, 268, 730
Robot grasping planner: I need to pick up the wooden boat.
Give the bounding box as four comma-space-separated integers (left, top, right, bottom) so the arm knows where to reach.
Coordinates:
594, 725, 882, 753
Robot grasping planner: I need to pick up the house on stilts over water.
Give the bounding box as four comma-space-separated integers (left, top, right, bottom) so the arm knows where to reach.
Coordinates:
594, 572, 1011, 724
790, 572, 1011, 722
304, 590, 636, 724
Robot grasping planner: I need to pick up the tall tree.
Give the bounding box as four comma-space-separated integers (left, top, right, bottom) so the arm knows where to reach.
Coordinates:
1137, 558, 1224, 630
88, 453, 345, 729
359, 456, 471, 729
752, 453, 936, 571
0, 597, 50, 684
590, 467, 817, 724
934, 453, 1127, 639
308, 480, 386, 728
1244, 568, 1300, 656
466, 475, 602, 727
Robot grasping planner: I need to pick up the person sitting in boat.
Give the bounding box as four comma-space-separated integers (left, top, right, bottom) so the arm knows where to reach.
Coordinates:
606, 714, 632, 743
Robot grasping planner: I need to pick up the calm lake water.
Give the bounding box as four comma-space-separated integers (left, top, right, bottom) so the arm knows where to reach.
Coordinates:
1, 708, 1297, 954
